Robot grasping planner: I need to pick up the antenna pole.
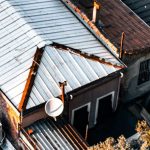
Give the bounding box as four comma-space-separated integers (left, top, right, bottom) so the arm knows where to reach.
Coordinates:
92, 0, 101, 23
119, 32, 125, 59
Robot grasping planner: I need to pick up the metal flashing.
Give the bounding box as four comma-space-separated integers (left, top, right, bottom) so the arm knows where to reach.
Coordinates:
18, 47, 44, 111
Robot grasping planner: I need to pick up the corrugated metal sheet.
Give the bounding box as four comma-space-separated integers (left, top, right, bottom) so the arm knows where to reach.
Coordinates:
0, 0, 123, 109
3, 0, 120, 63
25, 117, 88, 150
27, 45, 119, 109
122, 0, 150, 25
0, 0, 47, 107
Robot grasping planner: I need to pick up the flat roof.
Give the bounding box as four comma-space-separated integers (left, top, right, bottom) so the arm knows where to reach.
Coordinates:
23, 117, 88, 149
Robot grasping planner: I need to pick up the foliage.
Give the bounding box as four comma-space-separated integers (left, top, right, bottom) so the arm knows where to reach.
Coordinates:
88, 135, 130, 150
88, 120, 150, 150
136, 120, 150, 150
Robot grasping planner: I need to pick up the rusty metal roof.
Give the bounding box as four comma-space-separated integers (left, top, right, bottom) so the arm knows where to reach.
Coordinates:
23, 117, 88, 150
71, 0, 150, 54
122, 0, 150, 26
0, 0, 124, 109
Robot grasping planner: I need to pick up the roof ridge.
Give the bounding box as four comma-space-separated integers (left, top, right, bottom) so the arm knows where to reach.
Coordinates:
3, 0, 121, 60
52, 43, 124, 69
5, 0, 124, 66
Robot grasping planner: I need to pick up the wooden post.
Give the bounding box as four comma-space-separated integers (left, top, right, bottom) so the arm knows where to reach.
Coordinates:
119, 32, 125, 59
59, 81, 67, 103
92, 1, 101, 23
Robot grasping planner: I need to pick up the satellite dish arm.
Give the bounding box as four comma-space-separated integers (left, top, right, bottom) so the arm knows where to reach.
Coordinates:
59, 81, 67, 103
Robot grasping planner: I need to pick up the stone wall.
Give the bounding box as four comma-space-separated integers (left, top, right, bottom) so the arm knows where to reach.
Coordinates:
121, 52, 150, 101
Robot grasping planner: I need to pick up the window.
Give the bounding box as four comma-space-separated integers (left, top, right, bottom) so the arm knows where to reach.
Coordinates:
95, 92, 115, 125
71, 103, 90, 137
138, 60, 150, 85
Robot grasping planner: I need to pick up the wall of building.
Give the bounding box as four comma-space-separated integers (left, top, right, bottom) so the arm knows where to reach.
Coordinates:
68, 76, 121, 128
0, 91, 21, 148
22, 74, 121, 130
22, 106, 47, 127
122, 52, 150, 102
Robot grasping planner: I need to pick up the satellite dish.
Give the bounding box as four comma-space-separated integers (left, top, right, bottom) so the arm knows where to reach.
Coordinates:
45, 98, 64, 118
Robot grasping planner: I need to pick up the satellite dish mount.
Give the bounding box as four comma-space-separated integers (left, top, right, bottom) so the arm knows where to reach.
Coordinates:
45, 81, 67, 121
59, 81, 67, 103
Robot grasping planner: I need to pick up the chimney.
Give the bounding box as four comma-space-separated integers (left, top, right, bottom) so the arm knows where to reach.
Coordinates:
92, 0, 101, 23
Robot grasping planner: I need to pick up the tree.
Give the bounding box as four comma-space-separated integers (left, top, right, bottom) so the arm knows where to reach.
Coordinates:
88, 120, 150, 150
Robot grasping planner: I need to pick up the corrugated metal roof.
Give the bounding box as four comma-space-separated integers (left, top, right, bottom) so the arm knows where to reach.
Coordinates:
122, 0, 150, 26
24, 117, 88, 150
26, 45, 121, 109
71, 0, 150, 54
2, 0, 119, 63
0, 0, 123, 109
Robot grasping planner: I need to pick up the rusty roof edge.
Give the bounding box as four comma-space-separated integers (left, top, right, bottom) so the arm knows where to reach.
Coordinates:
68, 69, 124, 96
51, 42, 125, 69
61, 0, 122, 59
18, 47, 45, 112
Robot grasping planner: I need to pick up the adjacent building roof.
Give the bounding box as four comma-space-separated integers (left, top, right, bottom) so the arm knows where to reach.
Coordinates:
23, 117, 88, 150
0, 0, 124, 110
122, 0, 150, 26
71, 0, 150, 54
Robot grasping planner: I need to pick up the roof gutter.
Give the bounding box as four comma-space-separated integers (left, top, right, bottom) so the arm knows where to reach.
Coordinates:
67, 68, 125, 97
51, 42, 124, 69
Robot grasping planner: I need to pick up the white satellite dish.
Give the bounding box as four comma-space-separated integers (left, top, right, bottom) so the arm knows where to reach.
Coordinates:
45, 98, 64, 117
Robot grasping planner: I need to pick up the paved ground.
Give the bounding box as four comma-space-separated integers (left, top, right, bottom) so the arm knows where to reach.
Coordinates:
87, 102, 138, 145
